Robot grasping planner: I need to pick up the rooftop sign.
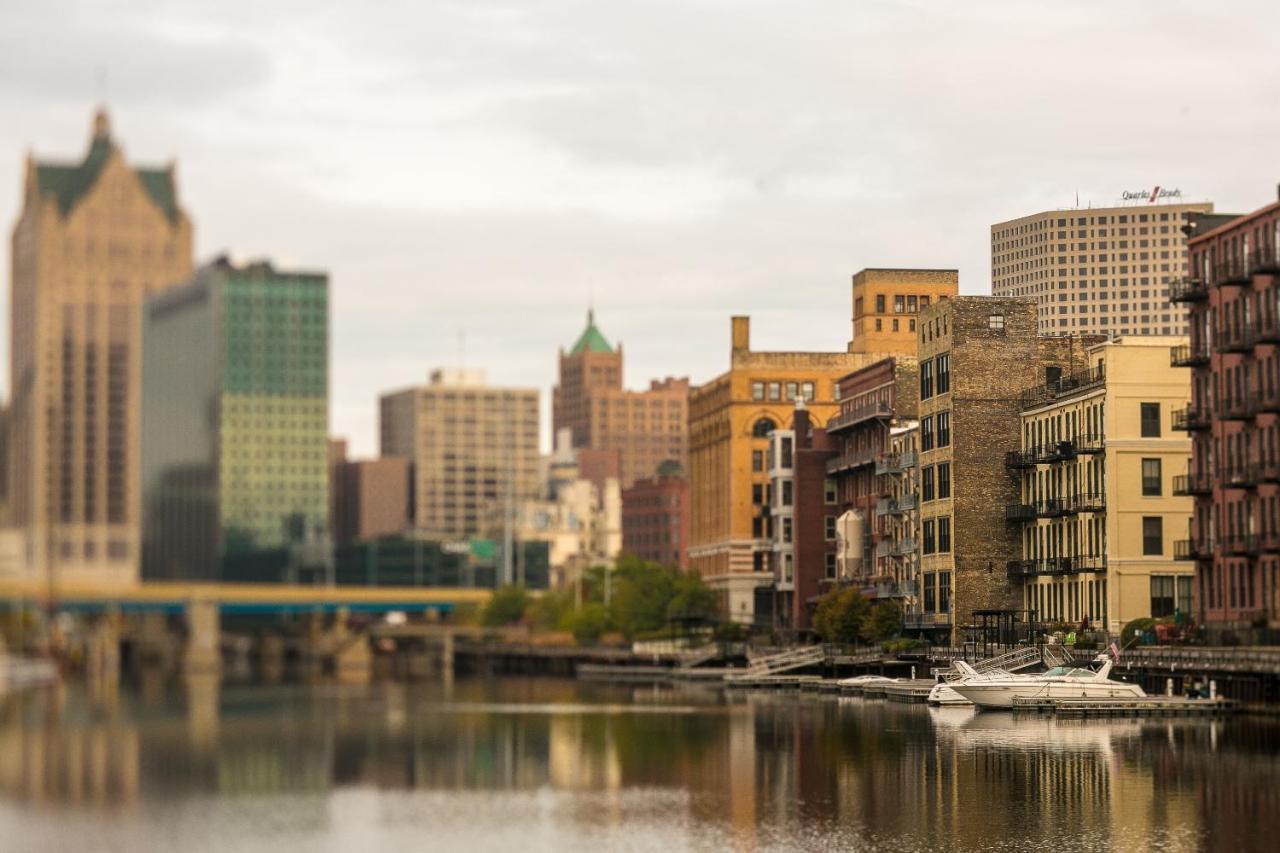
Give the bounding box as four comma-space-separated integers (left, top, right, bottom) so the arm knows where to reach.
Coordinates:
1121, 186, 1183, 203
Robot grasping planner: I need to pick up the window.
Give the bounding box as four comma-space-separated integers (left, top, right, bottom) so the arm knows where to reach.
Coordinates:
921, 466, 935, 502
782, 517, 793, 543
825, 552, 837, 578
924, 573, 936, 611
780, 436, 793, 468
823, 479, 837, 504
752, 450, 764, 472
922, 519, 936, 554
875, 319, 882, 332
1141, 458, 1162, 496
937, 411, 950, 447
801, 381, 815, 402
894, 295, 905, 313
1142, 516, 1163, 555
988, 314, 1005, 331
937, 462, 951, 499
907, 295, 917, 312
936, 353, 950, 393
785, 381, 798, 400
938, 516, 951, 553
875, 294, 886, 313
752, 417, 776, 438
1177, 575, 1192, 613
751, 381, 764, 401
767, 382, 781, 401
892, 318, 900, 332
1150, 575, 1175, 618
939, 571, 951, 613
1140, 402, 1161, 437
921, 416, 934, 451
920, 360, 934, 399
752, 484, 764, 504
824, 515, 836, 540
781, 481, 793, 506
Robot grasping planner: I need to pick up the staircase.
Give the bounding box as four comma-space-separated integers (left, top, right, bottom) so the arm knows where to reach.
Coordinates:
677, 644, 722, 669
728, 646, 824, 680
945, 645, 1042, 682
1041, 644, 1074, 668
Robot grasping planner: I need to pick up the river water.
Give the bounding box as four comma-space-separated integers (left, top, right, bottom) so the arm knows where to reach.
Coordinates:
0, 676, 1277, 852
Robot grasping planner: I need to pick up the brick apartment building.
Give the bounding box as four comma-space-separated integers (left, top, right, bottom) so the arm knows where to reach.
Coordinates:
1174, 190, 1280, 637
621, 461, 689, 569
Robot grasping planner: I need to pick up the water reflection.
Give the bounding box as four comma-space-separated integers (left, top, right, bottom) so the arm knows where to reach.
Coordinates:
0, 679, 1277, 852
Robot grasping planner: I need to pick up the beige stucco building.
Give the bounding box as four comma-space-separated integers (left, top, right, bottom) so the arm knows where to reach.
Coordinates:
991, 199, 1214, 338
1009, 337, 1195, 634
8, 110, 194, 585
688, 316, 878, 623
380, 368, 539, 541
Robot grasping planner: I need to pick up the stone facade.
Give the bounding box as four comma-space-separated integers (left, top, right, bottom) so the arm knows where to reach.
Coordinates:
849, 268, 959, 355
9, 110, 194, 585
914, 296, 1102, 643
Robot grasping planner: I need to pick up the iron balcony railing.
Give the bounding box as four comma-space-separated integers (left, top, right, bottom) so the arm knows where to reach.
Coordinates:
1172, 404, 1211, 431
1220, 392, 1259, 421
874, 449, 918, 475
1172, 470, 1213, 496
1222, 465, 1261, 490
1168, 276, 1209, 303
1004, 503, 1036, 522
1260, 385, 1280, 414
1251, 245, 1280, 275
1174, 538, 1210, 561
1005, 555, 1106, 578
826, 446, 877, 474
1224, 534, 1260, 556
1067, 492, 1106, 514
1072, 433, 1105, 455
875, 495, 918, 516
1262, 460, 1280, 483
1018, 365, 1106, 410
826, 399, 892, 433
1004, 449, 1037, 468
1005, 499, 1067, 521
1216, 326, 1257, 354
1170, 343, 1210, 368
1214, 258, 1251, 287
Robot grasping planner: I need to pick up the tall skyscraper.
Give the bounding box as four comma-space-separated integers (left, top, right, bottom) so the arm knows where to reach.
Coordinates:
10, 109, 194, 585
141, 257, 329, 582
380, 369, 540, 541
552, 310, 689, 490
991, 198, 1216, 338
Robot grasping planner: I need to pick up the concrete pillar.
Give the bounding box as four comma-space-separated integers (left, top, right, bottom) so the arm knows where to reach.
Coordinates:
184, 599, 221, 676
86, 608, 121, 682
332, 607, 371, 684
259, 634, 286, 683
136, 610, 177, 671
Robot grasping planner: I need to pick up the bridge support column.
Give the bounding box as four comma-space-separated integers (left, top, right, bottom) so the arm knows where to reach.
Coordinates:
136, 610, 178, 671
86, 607, 121, 682
184, 598, 221, 676
333, 607, 371, 684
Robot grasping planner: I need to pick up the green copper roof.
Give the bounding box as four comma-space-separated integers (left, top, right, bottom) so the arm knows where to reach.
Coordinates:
569, 310, 613, 355
34, 116, 179, 222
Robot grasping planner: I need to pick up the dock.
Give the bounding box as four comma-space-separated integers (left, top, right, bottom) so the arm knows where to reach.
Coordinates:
1011, 695, 1240, 717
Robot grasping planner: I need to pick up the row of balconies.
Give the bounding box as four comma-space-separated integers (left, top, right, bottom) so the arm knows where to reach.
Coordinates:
825, 446, 877, 474
1005, 555, 1107, 578
873, 536, 919, 558
1174, 460, 1280, 493
1004, 492, 1106, 521
874, 449, 918, 476
875, 494, 918, 516
1168, 249, 1280, 301
1172, 386, 1280, 430
1174, 533, 1280, 560
1003, 434, 1105, 468
826, 399, 892, 433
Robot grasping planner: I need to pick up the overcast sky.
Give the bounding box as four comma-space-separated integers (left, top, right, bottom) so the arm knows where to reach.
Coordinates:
2, 0, 1278, 455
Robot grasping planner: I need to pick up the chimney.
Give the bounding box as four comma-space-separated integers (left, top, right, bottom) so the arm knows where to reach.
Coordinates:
793, 401, 812, 449
731, 316, 750, 353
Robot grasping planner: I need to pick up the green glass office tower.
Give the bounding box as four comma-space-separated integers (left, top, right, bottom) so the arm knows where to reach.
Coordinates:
142, 256, 329, 581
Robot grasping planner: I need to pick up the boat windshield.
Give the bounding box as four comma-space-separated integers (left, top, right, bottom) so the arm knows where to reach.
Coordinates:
1043, 666, 1073, 677
1043, 666, 1096, 678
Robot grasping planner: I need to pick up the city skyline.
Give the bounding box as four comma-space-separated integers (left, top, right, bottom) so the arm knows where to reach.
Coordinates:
2, 1, 1279, 455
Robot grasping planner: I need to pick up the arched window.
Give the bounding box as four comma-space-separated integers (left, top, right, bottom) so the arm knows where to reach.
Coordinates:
752, 417, 776, 438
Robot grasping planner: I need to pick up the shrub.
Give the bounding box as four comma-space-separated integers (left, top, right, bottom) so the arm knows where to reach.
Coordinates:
481, 585, 531, 627
569, 603, 611, 645
812, 587, 871, 645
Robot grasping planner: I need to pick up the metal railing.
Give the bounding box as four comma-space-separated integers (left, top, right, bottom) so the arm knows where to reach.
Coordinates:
1172, 404, 1211, 431
826, 399, 892, 432
1173, 470, 1213, 495
1170, 343, 1210, 368
1168, 276, 1208, 302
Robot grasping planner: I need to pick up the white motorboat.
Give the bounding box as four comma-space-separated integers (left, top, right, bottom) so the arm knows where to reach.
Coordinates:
950, 657, 1145, 710
837, 674, 895, 687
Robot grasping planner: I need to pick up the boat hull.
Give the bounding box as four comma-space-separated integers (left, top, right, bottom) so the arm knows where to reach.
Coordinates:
953, 680, 1146, 710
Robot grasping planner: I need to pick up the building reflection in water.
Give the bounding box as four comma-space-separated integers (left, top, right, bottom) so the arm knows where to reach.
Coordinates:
0, 677, 1278, 851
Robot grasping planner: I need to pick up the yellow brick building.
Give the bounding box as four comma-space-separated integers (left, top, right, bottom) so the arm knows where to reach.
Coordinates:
849, 268, 959, 355
688, 316, 880, 623
1009, 337, 1194, 634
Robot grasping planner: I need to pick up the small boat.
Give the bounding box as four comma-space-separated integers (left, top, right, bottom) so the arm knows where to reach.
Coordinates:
927, 682, 971, 706
0, 655, 59, 694
837, 674, 896, 687
950, 655, 1144, 710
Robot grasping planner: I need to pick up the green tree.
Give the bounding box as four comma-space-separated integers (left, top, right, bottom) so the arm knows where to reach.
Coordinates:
481, 584, 531, 627
528, 588, 575, 632
812, 587, 871, 644
666, 570, 718, 623
569, 602, 611, 645
863, 600, 903, 643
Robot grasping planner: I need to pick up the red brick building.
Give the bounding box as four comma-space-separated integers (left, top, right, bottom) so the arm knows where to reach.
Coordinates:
775, 405, 838, 634
621, 461, 689, 568
1174, 194, 1280, 637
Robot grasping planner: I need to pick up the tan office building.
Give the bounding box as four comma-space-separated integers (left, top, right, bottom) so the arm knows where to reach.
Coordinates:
1009, 337, 1194, 634
848, 268, 959, 355
991, 199, 1215, 337
688, 316, 878, 623
552, 311, 688, 490
8, 110, 194, 584
380, 368, 539, 540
